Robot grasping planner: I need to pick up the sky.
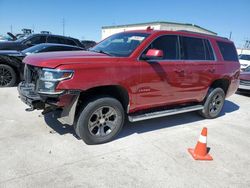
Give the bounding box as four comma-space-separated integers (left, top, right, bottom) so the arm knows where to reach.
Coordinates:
0, 0, 249, 47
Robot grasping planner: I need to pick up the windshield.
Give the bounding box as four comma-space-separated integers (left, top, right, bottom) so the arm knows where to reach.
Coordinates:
22, 44, 48, 54
0, 35, 13, 41
90, 32, 149, 57
15, 35, 30, 42
239, 54, 250, 61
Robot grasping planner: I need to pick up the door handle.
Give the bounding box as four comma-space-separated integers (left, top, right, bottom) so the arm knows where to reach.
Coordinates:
206, 68, 215, 73
175, 69, 185, 74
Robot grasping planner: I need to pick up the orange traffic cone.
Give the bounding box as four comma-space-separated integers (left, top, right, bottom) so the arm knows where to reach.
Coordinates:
188, 127, 213, 160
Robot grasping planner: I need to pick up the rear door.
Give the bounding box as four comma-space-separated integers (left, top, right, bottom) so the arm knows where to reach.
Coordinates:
178, 36, 216, 102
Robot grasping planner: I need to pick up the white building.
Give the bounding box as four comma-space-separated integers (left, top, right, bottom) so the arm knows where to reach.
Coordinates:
101, 21, 217, 39
237, 48, 250, 55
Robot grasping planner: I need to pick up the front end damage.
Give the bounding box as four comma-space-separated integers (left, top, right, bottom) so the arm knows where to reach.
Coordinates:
18, 64, 80, 125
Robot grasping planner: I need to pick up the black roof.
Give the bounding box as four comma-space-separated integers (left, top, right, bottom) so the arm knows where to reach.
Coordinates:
28, 33, 80, 41
32, 43, 84, 49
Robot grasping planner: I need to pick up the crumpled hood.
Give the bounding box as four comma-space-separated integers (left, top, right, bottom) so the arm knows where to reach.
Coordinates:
240, 72, 250, 80
23, 50, 111, 68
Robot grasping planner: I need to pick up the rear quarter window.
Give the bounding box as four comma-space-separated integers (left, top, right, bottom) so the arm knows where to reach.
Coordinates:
217, 41, 238, 61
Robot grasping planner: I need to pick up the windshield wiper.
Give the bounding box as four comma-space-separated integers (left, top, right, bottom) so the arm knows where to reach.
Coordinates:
90, 49, 113, 56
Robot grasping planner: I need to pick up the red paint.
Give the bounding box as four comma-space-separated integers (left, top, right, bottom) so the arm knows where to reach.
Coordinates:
23, 30, 240, 113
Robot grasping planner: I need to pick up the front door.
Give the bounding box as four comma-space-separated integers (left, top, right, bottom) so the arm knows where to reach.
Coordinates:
136, 35, 183, 110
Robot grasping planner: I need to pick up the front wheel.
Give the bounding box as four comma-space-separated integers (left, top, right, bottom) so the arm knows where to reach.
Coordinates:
75, 97, 125, 145
199, 88, 225, 119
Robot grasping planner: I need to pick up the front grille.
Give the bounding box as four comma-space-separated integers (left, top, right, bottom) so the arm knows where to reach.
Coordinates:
24, 64, 40, 84
240, 79, 250, 86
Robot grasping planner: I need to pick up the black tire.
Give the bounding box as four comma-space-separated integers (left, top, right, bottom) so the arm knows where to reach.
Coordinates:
199, 88, 225, 119
0, 64, 17, 87
75, 96, 125, 145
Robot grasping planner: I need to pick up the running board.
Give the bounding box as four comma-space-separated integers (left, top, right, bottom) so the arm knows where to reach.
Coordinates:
128, 105, 204, 122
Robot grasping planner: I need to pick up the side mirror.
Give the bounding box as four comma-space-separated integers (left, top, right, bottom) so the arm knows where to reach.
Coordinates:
141, 49, 163, 60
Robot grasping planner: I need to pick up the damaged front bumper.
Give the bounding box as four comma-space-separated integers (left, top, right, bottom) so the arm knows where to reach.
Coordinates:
18, 82, 80, 125
18, 82, 45, 110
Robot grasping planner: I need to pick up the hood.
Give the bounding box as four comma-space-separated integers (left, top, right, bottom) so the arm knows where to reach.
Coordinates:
240, 72, 250, 80
0, 41, 22, 50
23, 50, 113, 68
0, 50, 25, 56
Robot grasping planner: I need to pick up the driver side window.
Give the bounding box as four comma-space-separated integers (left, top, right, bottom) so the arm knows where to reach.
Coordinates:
142, 35, 179, 60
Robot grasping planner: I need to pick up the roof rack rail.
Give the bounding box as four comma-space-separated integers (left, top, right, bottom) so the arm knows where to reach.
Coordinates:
177, 30, 229, 40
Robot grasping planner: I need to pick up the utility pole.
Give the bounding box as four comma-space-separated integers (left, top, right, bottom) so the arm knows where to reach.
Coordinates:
229, 31, 232, 40
10, 25, 13, 33
62, 18, 65, 36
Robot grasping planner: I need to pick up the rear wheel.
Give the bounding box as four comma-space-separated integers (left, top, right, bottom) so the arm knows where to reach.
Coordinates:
0, 64, 17, 87
75, 96, 125, 145
199, 88, 225, 119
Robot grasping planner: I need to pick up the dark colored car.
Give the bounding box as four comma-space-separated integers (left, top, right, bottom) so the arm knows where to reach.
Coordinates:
81, 40, 96, 49
18, 29, 240, 144
0, 43, 84, 87
238, 66, 250, 91
0, 33, 84, 51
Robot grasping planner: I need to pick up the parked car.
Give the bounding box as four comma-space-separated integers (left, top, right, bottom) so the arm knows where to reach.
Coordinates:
81, 40, 96, 49
0, 33, 84, 51
238, 53, 250, 70
0, 43, 84, 87
18, 29, 240, 144
238, 66, 250, 91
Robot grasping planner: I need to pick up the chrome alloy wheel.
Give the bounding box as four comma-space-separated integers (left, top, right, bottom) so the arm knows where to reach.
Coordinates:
88, 106, 118, 137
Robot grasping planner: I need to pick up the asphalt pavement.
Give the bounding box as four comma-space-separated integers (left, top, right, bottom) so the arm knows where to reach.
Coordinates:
0, 88, 249, 188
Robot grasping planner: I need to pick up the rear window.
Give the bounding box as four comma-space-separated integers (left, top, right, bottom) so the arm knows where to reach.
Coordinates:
217, 41, 238, 61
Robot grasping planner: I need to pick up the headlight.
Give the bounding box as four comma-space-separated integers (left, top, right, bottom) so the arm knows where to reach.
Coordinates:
37, 68, 74, 94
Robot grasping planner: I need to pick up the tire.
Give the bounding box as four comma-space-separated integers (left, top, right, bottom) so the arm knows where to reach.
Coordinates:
199, 88, 225, 119
0, 64, 17, 87
75, 96, 125, 145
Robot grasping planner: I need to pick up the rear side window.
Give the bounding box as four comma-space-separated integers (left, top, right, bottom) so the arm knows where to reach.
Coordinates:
204, 40, 215, 60
217, 41, 238, 61
180, 36, 214, 60
64, 39, 77, 46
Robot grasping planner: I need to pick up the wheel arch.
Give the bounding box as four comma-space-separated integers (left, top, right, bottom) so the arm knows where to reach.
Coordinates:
209, 78, 230, 95
76, 85, 130, 115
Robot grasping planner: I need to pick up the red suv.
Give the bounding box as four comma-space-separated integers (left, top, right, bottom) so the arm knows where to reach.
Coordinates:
18, 29, 240, 144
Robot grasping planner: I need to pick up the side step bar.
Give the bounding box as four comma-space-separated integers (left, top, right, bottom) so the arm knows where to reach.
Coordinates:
128, 105, 204, 122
